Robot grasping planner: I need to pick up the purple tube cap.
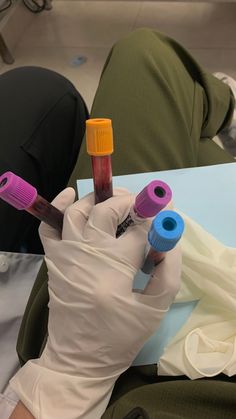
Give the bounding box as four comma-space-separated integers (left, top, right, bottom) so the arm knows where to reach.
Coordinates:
134, 180, 172, 218
0, 171, 37, 210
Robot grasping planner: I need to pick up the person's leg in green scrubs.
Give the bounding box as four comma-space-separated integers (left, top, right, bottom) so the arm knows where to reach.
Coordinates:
69, 28, 234, 189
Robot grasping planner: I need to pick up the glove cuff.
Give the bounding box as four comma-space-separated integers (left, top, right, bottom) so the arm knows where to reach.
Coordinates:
10, 359, 115, 419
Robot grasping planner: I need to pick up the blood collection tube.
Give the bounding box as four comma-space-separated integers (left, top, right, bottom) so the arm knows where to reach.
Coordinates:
0, 171, 64, 232
142, 210, 184, 274
116, 180, 172, 238
86, 118, 113, 204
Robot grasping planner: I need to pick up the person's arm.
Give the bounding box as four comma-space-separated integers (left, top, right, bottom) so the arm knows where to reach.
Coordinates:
9, 187, 181, 419
10, 402, 34, 419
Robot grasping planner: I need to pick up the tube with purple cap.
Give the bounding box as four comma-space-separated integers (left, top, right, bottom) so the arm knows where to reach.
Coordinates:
116, 180, 172, 238
0, 171, 64, 232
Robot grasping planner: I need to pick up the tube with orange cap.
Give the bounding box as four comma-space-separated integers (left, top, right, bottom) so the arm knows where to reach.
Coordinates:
86, 118, 114, 204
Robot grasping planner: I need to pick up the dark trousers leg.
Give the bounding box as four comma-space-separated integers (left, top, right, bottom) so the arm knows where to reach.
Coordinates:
0, 66, 88, 254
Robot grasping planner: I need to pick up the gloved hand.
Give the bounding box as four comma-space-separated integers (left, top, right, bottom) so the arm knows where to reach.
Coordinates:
10, 188, 181, 419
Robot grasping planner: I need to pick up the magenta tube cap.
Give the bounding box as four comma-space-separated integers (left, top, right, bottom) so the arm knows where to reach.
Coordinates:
134, 180, 172, 218
0, 171, 37, 210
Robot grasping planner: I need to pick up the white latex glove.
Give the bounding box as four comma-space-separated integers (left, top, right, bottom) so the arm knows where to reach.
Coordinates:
10, 188, 181, 419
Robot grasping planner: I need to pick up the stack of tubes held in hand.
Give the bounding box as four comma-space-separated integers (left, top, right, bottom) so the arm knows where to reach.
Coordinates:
0, 118, 185, 274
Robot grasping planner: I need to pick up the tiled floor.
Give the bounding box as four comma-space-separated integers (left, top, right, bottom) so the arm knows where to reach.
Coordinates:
1, 1, 236, 109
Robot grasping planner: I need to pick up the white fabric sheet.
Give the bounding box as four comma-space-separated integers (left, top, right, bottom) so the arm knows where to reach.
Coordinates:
0, 251, 43, 418
158, 212, 236, 379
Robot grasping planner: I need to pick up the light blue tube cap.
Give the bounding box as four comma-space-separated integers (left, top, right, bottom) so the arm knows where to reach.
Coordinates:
148, 210, 185, 252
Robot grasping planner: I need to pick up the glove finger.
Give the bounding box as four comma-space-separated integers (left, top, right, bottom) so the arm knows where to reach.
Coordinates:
83, 189, 134, 240
115, 218, 152, 269
62, 192, 95, 240
39, 187, 75, 243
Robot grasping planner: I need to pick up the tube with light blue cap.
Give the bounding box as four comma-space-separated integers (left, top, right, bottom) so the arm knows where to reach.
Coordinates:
142, 210, 185, 274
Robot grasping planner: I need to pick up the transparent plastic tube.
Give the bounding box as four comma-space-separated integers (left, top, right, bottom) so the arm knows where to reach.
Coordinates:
142, 247, 166, 274
86, 118, 114, 204
0, 171, 64, 232
116, 180, 172, 237
142, 210, 185, 274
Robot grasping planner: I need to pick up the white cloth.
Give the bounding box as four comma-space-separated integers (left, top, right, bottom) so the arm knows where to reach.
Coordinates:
158, 212, 236, 379
0, 251, 43, 418
0, 252, 43, 392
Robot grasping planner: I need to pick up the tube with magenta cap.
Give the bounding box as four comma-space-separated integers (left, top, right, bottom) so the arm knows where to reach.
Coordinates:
142, 210, 184, 274
86, 118, 114, 204
0, 171, 64, 232
116, 180, 172, 238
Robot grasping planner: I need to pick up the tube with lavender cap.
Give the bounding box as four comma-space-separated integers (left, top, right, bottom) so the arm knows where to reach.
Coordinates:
142, 210, 184, 274
116, 180, 172, 238
0, 171, 64, 232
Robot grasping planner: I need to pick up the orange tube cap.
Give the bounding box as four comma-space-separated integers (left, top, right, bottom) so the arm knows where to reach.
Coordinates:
86, 118, 114, 156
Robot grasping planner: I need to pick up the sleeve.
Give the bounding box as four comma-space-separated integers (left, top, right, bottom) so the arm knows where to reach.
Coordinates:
0, 386, 19, 419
